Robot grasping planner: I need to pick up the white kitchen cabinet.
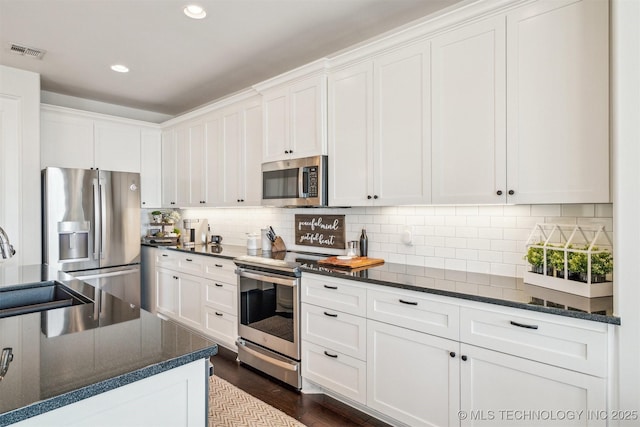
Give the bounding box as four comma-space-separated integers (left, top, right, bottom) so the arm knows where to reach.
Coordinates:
367, 319, 460, 427
161, 128, 178, 207
41, 107, 154, 174
302, 303, 367, 360
169, 120, 208, 207
329, 40, 431, 206
156, 267, 202, 331
220, 97, 262, 206
459, 343, 606, 427
204, 112, 223, 206
156, 267, 178, 317
431, 16, 506, 204
505, 0, 609, 204
140, 129, 162, 208
262, 74, 327, 162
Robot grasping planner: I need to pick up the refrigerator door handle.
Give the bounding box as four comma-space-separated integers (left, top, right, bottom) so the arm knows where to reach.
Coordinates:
100, 180, 107, 259
93, 181, 100, 259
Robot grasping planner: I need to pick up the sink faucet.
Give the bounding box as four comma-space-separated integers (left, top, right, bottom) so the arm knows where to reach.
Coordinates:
0, 226, 15, 259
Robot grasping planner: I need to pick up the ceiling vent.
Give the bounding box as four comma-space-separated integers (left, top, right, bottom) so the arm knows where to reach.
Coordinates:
8, 43, 46, 59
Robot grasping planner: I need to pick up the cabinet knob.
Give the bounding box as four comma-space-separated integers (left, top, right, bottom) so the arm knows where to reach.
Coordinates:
450, 352, 456, 358
284, 150, 289, 154
374, 195, 379, 199
173, 276, 178, 280
367, 195, 372, 199
496, 190, 503, 196
508, 190, 515, 195
142, 201, 146, 205
461, 355, 468, 361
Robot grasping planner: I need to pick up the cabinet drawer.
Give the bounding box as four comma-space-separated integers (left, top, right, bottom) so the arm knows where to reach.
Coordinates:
302, 340, 367, 405
203, 308, 238, 350
302, 303, 366, 360
203, 257, 237, 283
302, 275, 367, 316
460, 306, 608, 376
367, 288, 460, 340
204, 280, 238, 315
177, 254, 205, 275
155, 250, 178, 269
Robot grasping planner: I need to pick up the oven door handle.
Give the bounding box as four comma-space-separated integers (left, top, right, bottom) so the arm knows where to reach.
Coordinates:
238, 342, 299, 372
236, 269, 298, 287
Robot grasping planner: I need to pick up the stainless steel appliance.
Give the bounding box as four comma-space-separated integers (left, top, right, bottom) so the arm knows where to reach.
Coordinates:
262, 155, 328, 207
234, 255, 304, 388
182, 218, 208, 249
42, 167, 141, 305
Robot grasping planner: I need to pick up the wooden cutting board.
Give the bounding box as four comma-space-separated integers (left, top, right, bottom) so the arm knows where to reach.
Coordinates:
318, 256, 385, 269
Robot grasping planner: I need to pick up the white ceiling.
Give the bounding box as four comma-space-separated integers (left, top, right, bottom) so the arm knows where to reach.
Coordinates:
0, 0, 463, 118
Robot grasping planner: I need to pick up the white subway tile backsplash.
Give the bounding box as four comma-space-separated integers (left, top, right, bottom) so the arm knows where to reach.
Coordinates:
186, 202, 612, 280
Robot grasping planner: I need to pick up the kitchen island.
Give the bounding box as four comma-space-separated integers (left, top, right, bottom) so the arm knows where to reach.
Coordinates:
0, 264, 217, 426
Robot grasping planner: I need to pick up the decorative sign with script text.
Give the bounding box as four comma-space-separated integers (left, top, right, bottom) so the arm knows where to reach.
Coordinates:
295, 214, 346, 249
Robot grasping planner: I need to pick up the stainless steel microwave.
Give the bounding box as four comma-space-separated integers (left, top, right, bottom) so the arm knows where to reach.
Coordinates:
262, 155, 328, 207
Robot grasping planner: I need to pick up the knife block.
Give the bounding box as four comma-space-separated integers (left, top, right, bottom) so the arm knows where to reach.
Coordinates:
271, 236, 287, 253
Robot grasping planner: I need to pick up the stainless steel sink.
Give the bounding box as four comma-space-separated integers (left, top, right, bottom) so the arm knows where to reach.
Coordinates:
0, 281, 92, 319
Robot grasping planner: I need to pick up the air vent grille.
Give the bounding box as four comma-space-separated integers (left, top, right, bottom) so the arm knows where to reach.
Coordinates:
9, 43, 46, 59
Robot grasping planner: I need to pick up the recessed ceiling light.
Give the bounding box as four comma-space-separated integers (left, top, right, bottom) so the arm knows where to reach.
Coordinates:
184, 4, 206, 19
110, 64, 129, 73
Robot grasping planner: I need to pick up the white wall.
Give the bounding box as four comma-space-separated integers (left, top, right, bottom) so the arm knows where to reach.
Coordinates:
0, 65, 40, 265
611, 0, 640, 421
176, 202, 613, 278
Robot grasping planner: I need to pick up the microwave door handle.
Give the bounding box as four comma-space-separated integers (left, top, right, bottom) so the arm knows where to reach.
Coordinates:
299, 168, 308, 198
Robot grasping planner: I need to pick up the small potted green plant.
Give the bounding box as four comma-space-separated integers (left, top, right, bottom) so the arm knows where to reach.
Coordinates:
151, 211, 162, 223
524, 244, 546, 274
548, 246, 567, 278
568, 246, 613, 283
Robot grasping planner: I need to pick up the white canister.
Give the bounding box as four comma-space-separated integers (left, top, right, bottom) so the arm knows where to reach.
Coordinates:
247, 233, 259, 250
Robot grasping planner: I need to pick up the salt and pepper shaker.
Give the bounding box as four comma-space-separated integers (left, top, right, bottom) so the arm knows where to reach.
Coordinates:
359, 228, 368, 257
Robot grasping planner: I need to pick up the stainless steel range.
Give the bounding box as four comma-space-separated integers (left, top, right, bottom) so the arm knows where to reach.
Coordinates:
234, 252, 323, 389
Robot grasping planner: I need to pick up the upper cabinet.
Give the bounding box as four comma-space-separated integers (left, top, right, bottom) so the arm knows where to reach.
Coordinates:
140, 130, 162, 208
41, 107, 151, 173
505, 0, 609, 204
431, 16, 506, 204
261, 73, 327, 162
329, 40, 431, 206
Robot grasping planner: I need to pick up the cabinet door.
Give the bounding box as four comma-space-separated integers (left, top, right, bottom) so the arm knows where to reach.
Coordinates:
328, 62, 373, 206
140, 130, 162, 208
205, 112, 222, 206
367, 320, 460, 427
177, 274, 203, 330
374, 40, 431, 205
289, 75, 327, 159
506, 0, 609, 204
263, 89, 289, 162
161, 129, 177, 207
242, 99, 263, 205
156, 268, 178, 317
94, 121, 141, 172
174, 125, 191, 207
40, 109, 94, 169
460, 344, 606, 427
220, 109, 242, 205
188, 122, 207, 206
431, 16, 506, 204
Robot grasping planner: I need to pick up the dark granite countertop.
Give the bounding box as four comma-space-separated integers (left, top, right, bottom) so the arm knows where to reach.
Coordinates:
301, 262, 620, 325
141, 242, 250, 260
0, 264, 218, 426
142, 242, 620, 325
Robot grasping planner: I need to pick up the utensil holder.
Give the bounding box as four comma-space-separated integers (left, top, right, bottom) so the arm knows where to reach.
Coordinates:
271, 236, 286, 253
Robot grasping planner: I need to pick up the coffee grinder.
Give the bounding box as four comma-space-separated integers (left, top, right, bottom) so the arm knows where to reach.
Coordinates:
182, 219, 208, 248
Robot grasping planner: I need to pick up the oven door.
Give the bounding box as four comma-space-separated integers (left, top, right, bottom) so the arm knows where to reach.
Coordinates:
237, 269, 300, 360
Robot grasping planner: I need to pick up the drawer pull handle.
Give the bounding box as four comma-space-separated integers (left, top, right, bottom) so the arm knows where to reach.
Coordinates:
215, 283, 223, 287
215, 264, 223, 268
186, 258, 193, 262
399, 299, 418, 306
323, 285, 338, 290
323, 311, 338, 318
162, 254, 168, 257
510, 320, 538, 330
323, 351, 338, 358
215, 312, 223, 316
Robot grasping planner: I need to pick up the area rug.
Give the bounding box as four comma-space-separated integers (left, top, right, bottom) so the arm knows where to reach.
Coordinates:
208, 375, 306, 427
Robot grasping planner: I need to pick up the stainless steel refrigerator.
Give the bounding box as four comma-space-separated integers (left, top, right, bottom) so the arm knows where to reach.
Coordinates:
42, 167, 141, 304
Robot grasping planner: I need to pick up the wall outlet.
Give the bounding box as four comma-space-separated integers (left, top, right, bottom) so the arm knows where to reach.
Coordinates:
402, 226, 413, 246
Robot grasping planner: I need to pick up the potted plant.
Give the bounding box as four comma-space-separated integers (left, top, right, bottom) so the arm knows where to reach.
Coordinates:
568, 246, 613, 283
524, 244, 546, 274
548, 245, 567, 278
151, 211, 162, 223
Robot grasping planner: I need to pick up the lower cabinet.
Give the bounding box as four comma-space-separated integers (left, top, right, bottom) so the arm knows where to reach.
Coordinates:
301, 273, 611, 427
459, 344, 607, 427
152, 250, 238, 350
367, 320, 459, 427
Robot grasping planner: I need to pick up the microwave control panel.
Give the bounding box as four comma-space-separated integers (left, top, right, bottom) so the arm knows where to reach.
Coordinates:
307, 167, 318, 198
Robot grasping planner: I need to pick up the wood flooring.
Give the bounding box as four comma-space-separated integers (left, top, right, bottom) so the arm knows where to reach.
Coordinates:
210, 346, 391, 427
